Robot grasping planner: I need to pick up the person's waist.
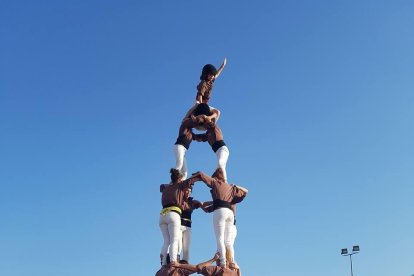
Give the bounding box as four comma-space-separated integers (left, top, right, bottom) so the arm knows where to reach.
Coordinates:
181, 210, 192, 220
160, 205, 182, 216
175, 136, 191, 149
212, 140, 226, 152
181, 217, 192, 227
213, 199, 232, 210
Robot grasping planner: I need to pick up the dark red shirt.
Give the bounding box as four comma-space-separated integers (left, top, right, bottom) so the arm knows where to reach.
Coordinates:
175, 118, 200, 150
161, 178, 197, 210
155, 265, 195, 276
198, 265, 238, 276
196, 173, 247, 204
196, 80, 214, 103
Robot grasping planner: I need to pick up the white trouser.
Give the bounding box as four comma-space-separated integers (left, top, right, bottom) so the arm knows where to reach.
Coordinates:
213, 207, 234, 266
159, 212, 181, 265
173, 144, 188, 180
177, 225, 192, 262
227, 224, 237, 262
215, 145, 229, 181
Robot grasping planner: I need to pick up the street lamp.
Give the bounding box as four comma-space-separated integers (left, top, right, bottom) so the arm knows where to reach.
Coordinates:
341, 245, 360, 276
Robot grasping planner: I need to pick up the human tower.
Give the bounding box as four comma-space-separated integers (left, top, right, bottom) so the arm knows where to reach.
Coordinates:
156, 59, 248, 276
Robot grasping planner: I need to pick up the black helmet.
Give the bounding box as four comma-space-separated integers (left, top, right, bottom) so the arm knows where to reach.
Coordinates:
200, 64, 217, 80
193, 103, 212, 116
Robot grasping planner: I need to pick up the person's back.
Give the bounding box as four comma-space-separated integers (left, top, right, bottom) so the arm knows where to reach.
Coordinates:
175, 117, 198, 150
198, 265, 238, 276
196, 79, 214, 104
160, 181, 186, 210
209, 178, 246, 206
155, 264, 195, 276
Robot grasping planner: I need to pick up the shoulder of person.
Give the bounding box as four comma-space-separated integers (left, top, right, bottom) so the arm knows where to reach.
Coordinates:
160, 183, 170, 192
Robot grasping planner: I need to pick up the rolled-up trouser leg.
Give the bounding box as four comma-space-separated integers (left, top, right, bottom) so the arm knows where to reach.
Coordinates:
181, 226, 192, 262
215, 145, 229, 181
159, 215, 170, 265
224, 218, 236, 263
176, 226, 184, 260
173, 144, 188, 180
167, 212, 181, 263
213, 207, 233, 266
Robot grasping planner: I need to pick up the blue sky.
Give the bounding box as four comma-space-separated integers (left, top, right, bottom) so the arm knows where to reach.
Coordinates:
1, 1, 413, 275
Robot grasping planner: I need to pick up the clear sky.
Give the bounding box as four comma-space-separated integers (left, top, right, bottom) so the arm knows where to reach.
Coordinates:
1, 1, 413, 275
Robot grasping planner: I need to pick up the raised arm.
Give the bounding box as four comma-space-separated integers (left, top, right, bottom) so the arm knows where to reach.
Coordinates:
235, 185, 248, 194
215, 57, 227, 79
191, 199, 202, 209
192, 171, 214, 188
160, 184, 166, 193
181, 116, 198, 128
231, 184, 248, 204
196, 252, 220, 270
182, 105, 198, 121
177, 117, 193, 136
171, 262, 198, 272
182, 174, 200, 189
172, 253, 219, 272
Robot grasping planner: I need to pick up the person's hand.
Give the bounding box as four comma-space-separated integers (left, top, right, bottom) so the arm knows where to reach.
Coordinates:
193, 115, 205, 124
214, 252, 220, 260
194, 200, 203, 209
206, 118, 215, 129
203, 115, 211, 123
195, 134, 206, 142
200, 202, 209, 212
170, 262, 180, 267
201, 201, 211, 208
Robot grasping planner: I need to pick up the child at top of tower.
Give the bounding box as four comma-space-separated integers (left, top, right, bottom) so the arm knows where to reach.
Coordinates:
196, 58, 227, 104
183, 58, 227, 127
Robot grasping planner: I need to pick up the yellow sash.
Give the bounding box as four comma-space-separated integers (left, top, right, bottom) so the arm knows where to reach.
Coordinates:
160, 206, 182, 216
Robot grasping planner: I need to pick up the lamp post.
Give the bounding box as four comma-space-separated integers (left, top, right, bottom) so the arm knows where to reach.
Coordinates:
341, 245, 360, 276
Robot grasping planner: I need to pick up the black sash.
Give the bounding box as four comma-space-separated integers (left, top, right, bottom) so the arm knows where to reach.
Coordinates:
213, 199, 232, 211
175, 135, 191, 149
212, 140, 226, 152
181, 210, 192, 227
